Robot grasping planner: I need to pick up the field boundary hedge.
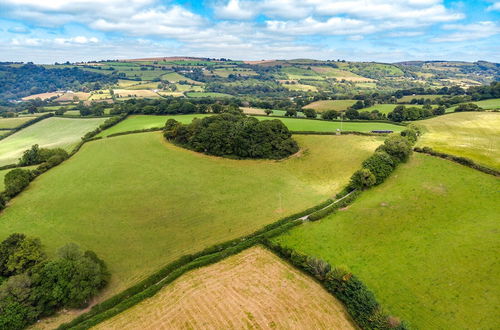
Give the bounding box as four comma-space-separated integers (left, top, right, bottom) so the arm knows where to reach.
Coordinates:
414, 146, 500, 176
57, 198, 334, 329
106, 127, 163, 138
291, 130, 389, 136
254, 114, 407, 126
0, 113, 54, 142
262, 241, 408, 329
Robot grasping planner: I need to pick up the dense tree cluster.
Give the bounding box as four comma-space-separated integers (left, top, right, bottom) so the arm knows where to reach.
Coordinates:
0, 234, 109, 329
0, 63, 117, 101
18, 145, 68, 167
455, 103, 483, 112
164, 113, 299, 159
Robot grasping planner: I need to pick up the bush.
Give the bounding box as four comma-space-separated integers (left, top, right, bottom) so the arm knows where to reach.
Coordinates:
4, 169, 32, 198
455, 103, 483, 112
18, 144, 68, 167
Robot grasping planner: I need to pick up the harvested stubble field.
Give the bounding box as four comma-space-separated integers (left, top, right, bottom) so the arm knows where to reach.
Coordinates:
113, 89, 160, 98
0, 133, 382, 301
95, 246, 355, 330
21, 92, 62, 100
0, 117, 106, 166
303, 99, 357, 112
416, 112, 500, 169
274, 154, 500, 329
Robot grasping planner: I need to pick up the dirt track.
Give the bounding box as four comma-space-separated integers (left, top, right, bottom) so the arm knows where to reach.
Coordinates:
95, 246, 355, 329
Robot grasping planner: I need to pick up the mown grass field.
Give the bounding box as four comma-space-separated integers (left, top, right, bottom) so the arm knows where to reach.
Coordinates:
0, 116, 35, 129
96, 114, 211, 137
303, 99, 357, 112
95, 246, 355, 330
416, 112, 500, 169
274, 153, 500, 329
0, 117, 106, 166
0, 133, 382, 300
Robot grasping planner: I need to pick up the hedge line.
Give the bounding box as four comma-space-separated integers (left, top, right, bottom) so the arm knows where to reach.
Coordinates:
307, 190, 360, 221
57, 198, 334, 329
106, 127, 162, 138
414, 146, 500, 176
254, 114, 407, 126
291, 131, 388, 136
263, 241, 408, 329
0, 113, 54, 141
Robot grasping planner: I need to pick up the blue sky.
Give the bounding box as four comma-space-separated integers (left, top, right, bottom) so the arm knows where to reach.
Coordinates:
0, 0, 498, 63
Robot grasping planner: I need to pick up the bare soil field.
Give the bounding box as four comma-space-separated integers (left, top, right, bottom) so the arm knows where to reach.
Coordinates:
96, 246, 355, 330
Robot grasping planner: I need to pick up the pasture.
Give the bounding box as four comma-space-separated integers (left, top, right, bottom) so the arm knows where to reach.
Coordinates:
0, 116, 35, 129
361, 103, 424, 114
311, 66, 373, 82
446, 98, 500, 112
398, 94, 441, 102
274, 153, 500, 329
0, 117, 106, 166
185, 92, 233, 98
113, 89, 159, 98
303, 99, 357, 112
416, 112, 500, 169
282, 83, 318, 92
95, 246, 355, 330
0, 133, 382, 300
96, 114, 211, 137
255, 116, 404, 132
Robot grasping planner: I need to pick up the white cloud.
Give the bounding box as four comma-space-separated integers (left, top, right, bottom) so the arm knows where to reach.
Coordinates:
267, 16, 376, 35
431, 21, 500, 42
215, 0, 256, 20
54, 36, 99, 45
487, 1, 500, 11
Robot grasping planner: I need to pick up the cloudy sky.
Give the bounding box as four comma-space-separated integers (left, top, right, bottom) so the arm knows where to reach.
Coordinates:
0, 0, 499, 63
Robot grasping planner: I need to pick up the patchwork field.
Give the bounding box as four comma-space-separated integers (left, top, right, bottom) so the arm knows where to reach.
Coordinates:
95, 246, 355, 330
0, 116, 35, 129
185, 92, 233, 98
416, 112, 500, 169
0, 133, 382, 299
398, 94, 441, 102
303, 99, 357, 112
282, 83, 318, 92
311, 66, 373, 82
361, 103, 424, 114
274, 154, 500, 329
0, 117, 106, 166
113, 89, 159, 98
21, 92, 62, 100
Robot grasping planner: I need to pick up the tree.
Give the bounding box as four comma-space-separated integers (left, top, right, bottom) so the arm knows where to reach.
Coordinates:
433, 105, 446, 115
303, 108, 317, 118
4, 169, 31, 197
349, 169, 376, 190
362, 152, 395, 185
285, 109, 297, 117
321, 110, 338, 120
376, 135, 413, 163
18, 144, 41, 166
264, 109, 273, 116
5, 238, 45, 276
345, 109, 359, 119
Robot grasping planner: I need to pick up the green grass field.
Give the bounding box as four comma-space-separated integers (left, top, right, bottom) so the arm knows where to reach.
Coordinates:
0, 133, 382, 300
255, 117, 403, 132
398, 94, 441, 102
361, 104, 424, 114
0, 117, 36, 129
416, 112, 500, 169
446, 98, 500, 112
97, 114, 211, 137
0, 117, 106, 166
185, 92, 233, 98
274, 154, 500, 329
303, 100, 357, 112
98, 115, 403, 137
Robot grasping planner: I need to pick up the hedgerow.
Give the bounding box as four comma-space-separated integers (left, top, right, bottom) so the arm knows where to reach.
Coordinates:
263, 241, 408, 329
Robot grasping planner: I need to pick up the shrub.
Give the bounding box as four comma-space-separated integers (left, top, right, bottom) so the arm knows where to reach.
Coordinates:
306, 256, 331, 281
4, 169, 32, 198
